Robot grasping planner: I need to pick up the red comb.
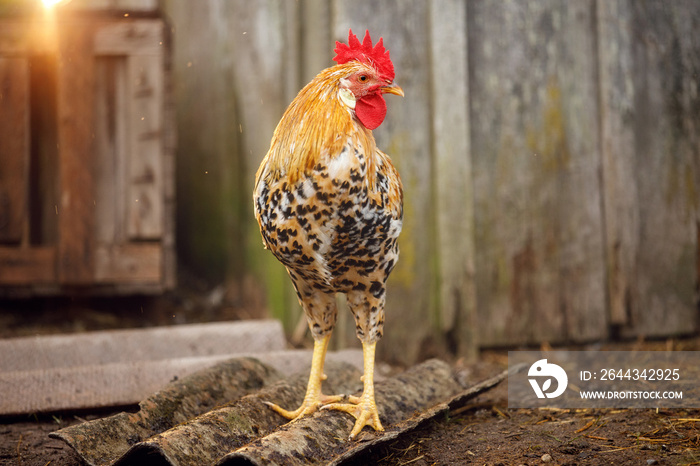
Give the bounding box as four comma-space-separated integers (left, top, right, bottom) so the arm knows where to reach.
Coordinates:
333, 29, 395, 81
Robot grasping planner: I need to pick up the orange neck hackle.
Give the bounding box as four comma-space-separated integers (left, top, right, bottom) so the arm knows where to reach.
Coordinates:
257, 62, 377, 186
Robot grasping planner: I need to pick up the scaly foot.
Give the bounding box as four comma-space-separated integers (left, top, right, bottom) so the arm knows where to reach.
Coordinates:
322, 390, 383, 439
264, 333, 344, 422
323, 340, 383, 439
264, 392, 344, 421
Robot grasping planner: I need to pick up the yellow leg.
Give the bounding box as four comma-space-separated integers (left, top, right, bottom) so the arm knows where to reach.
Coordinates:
264, 333, 344, 420
322, 340, 383, 439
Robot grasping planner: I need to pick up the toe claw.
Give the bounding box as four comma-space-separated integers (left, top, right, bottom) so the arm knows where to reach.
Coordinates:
320, 393, 345, 404
264, 392, 348, 423
263, 401, 304, 420
322, 400, 384, 439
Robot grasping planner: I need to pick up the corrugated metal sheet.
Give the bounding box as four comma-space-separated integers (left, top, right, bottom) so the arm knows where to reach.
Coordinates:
50, 358, 508, 466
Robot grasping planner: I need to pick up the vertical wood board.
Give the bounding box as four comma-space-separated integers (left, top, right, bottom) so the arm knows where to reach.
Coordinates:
468, 0, 607, 345
241, 0, 303, 328
94, 20, 166, 241
299, 0, 331, 86
94, 57, 128, 246
0, 57, 29, 244
56, 20, 98, 284
597, 0, 638, 327
125, 54, 164, 240
28, 54, 60, 247
92, 20, 169, 285
333, 0, 434, 364
161, 21, 177, 290
162, 0, 294, 294
598, 0, 699, 337
429, 0, 477, 358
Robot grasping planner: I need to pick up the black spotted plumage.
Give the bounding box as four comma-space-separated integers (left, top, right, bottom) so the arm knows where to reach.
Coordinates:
255, 141, 402, 342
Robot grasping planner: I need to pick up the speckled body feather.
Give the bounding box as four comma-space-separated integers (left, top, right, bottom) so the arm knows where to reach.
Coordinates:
254, 61, 403, 343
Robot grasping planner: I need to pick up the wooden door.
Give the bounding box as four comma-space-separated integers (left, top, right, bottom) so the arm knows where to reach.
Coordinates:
0, 16, 174, 294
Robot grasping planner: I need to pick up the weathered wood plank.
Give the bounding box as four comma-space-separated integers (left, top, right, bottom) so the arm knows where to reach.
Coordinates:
0, 246, 55, 284
94, 56, 127, 245
596, 0, 637, 329
0, 20, 56, 55
94, 21, 165, 241
94, 243, 161, 282
0, 57, 29, 244
56, 19, 97, 284
333, 0, 434, 364
125, 54, 164, 239
95, 20, 164, 241
159, 1, 251, 279
469, 0, 607, 345
224, 0, 302, 327
429, 0, 477, 358
163, 0, 301, 320
161, 22, 177, 290
299, 0, 331, 85
28, 54, 60, 247
93, 20, 164, 56
66, 0, 159, 12
93, 20, 170, 287
598, 0, 700, 338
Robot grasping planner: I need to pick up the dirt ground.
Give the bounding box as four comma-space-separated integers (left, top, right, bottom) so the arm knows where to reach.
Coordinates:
1, 293, 700, 465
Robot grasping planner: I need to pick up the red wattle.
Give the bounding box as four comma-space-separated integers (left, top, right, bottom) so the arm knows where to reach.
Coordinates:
355, 93, 387, 130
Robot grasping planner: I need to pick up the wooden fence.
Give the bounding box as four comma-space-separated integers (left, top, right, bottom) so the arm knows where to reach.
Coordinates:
164, 0, 697, 364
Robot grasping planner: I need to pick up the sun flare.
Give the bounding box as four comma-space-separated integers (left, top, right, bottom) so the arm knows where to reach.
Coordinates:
41, 0, 67, 9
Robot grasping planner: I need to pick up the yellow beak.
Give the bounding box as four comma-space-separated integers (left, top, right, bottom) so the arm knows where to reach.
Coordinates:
381, 82, 404, 97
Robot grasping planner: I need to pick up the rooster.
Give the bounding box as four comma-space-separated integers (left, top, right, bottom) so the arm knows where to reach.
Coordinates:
253, 29, 403, 439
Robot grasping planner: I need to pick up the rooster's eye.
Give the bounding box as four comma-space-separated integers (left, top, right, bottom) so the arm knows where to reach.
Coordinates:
359, 75, 368, 82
